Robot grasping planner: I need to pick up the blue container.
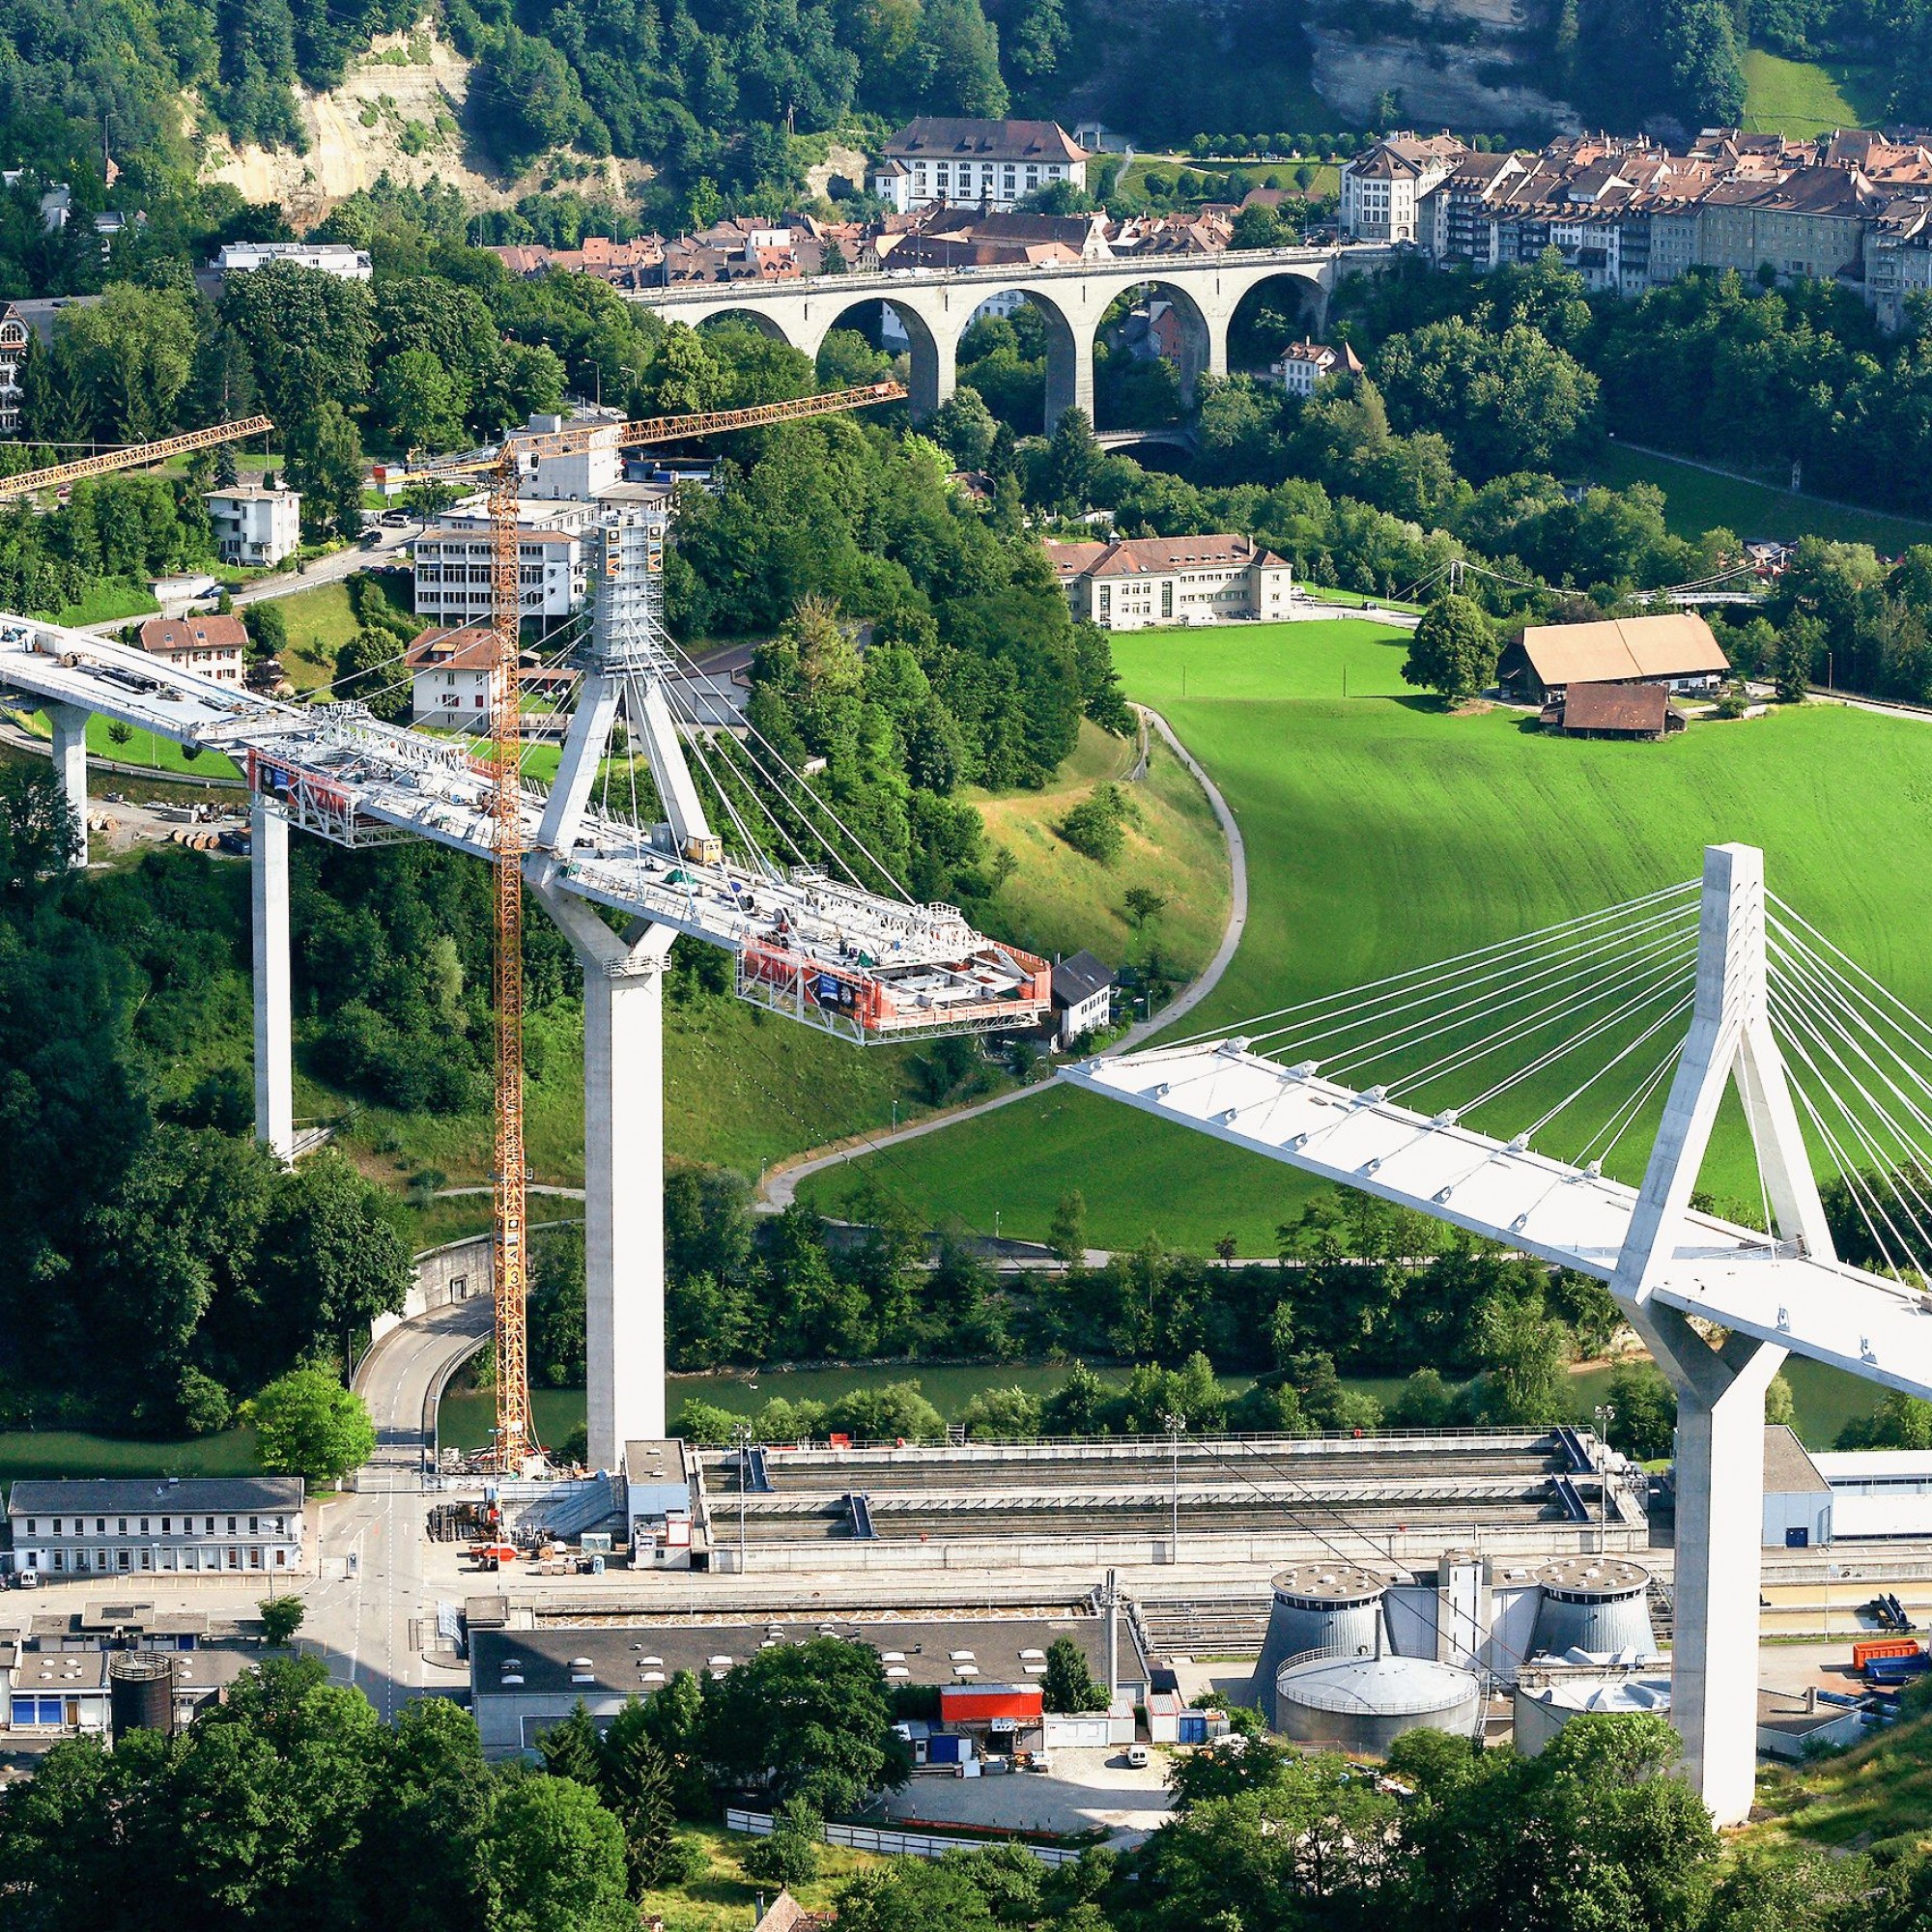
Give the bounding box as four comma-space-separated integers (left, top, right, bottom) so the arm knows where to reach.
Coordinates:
927, 1734, 965, 1765
1178, 1714, 1209, 1745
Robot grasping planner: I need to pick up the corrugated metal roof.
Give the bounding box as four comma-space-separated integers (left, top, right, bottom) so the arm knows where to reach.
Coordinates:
1519, 613, 1729, 685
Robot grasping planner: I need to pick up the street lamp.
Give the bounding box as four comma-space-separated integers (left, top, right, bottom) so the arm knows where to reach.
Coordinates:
1162, 1411, 1185, 1561
1593, 1404, 1617, 1552
731, 1422, 753, 1575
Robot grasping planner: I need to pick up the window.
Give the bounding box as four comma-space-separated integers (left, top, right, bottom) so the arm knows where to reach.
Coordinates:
23, 1519, 33, 1534
226, 1518, 237, 1535
227, 1548, 240, 1569
1162, 582, 1174, 619
249, 1548, 263, 1569
50, 1519, 60, 1535
249, 1517, 259, 1534
139, 1519, 149, 1534
96, 1519, 105, 1533
205, 1518, 214, 1534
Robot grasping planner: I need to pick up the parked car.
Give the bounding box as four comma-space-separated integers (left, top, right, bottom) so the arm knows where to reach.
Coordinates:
1125, 1744, 1151, 1769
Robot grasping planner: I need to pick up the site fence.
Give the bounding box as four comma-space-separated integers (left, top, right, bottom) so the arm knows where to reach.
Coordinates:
724, 1807, 1087, 1868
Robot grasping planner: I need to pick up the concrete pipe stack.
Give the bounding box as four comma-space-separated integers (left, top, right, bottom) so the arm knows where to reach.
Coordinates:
1528, 1556, 1656, 1660
1247, 1561, 1390, 1711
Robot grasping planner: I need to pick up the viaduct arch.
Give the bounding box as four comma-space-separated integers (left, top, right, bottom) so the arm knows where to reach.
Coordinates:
626, 245, 1401, 432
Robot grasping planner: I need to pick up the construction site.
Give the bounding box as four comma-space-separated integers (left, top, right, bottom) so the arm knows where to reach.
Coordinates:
9, 393, 1932, 1842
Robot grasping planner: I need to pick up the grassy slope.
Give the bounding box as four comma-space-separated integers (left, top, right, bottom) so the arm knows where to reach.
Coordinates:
13, 706, 242, 781
642, 1823, 882, 1932
972, 716, 1230, 980
1741, 48, 1890, 138
1752, 1702, 1932, 1853
802, 619, 1932, 1250
1588, 444, 1932, 552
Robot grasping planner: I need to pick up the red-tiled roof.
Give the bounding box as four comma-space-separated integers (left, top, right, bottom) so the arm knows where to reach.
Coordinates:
139, 614, 247, 656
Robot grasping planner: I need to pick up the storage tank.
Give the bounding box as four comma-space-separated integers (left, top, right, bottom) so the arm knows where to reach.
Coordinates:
108, 1653, 175, 1742
1528, 1556, 1655, 1660
1272, 1651, 1483, 1752
1247, 1562, 1388, 1710
1512, 1669, 1671, 1755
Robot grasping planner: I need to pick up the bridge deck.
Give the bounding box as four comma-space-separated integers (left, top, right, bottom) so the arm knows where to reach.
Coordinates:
0, 615, 1045, 1037
1065, 1040, 1932, 1399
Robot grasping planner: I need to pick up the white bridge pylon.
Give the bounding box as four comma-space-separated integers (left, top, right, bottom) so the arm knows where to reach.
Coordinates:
1067, 843, 1932, 1824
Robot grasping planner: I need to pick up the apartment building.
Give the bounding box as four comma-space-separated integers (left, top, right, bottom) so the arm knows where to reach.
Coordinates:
205, 484, 301, 567
212, 241, 373, 280
137, 614, 247, 684
1338, 134, 1466, 243
1354, 125, 1932, 326
412, 499, 593, 621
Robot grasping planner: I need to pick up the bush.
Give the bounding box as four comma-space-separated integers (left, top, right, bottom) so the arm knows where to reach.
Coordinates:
670, 1398, 740, 1446
742, 1822, 821, 1889
1058, 783, 1128, 864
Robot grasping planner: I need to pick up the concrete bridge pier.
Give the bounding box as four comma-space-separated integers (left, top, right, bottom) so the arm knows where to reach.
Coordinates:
531, 878, 675, 1470
48, 701, 88, 867
1610, 841, 1839, 1825
1041, 306, 1094, 432
250, 796, 294, 1162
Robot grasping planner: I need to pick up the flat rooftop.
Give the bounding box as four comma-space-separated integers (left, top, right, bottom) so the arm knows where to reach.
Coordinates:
470, 1609, 1131, 1701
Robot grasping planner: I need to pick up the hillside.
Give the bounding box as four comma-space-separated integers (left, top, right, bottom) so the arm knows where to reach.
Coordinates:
802, 619, 1932, 1251
15, 0, 1929, 247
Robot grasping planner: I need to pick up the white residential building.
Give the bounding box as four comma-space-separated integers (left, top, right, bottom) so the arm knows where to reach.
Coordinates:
138, 613, 247, 683
7, 1478, 306, 1578
1044, 533, 1293, 631
1339, 134, 1467, 243
406, 625, 500, 725
872, 117, 1093, 214
204, 485, 301, 566
412, 498, 594, 621
1271, 337, 1364, 396
213, 241, 373, 280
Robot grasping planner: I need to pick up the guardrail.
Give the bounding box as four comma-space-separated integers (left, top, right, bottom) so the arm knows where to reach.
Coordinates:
621, 242, 1398, 309
724, 1807, 1087, 1868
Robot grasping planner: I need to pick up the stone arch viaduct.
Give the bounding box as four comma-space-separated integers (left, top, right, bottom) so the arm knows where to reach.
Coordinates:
620, 244, 1405, 429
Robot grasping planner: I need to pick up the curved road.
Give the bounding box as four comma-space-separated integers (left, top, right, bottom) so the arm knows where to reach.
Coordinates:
303, 1299, 491, 1721
757, 702, 1249, 1211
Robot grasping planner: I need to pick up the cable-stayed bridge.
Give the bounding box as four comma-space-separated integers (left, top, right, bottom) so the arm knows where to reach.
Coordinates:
1069, 842, 1932, 1822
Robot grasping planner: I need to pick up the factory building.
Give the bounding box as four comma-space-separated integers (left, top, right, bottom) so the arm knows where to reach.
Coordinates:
467, 1606, 1136, 1754
6, 1478, 307, 1578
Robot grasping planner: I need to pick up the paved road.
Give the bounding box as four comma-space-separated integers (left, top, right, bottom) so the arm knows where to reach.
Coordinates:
757, 702, 1249, 1211
299, 1299, 492, 1720
74, 522, 419, 635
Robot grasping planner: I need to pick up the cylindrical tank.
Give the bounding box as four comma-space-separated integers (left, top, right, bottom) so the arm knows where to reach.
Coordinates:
108, 1653, 175, 1742
1512, 1670, 1671, 1755
1529, 1556, 1655, 1660
1272, 1652, 1483, 1752
1247, 1562, 1388, 1710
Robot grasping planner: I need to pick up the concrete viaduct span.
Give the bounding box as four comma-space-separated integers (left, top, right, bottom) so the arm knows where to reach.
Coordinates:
621, 244, 1406, 428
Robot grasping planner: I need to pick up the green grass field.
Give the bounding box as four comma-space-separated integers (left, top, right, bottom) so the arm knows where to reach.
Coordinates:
49, 577, 160, 628
14, 706, 242, 781
803, 618, 1932, 1251
0, 1426, 261, 1482
1589, 443, 1932, 551
1741, 47, 1889, 138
